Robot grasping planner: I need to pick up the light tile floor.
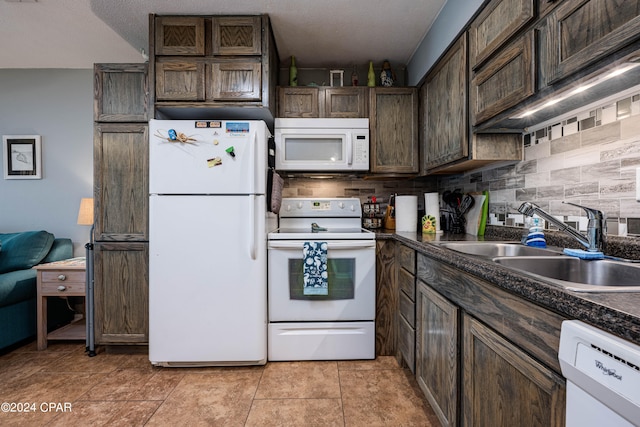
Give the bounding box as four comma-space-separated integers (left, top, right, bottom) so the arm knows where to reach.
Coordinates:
0, 341, 440, 426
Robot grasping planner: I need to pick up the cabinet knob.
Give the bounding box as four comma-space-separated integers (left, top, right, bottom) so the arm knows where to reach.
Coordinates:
57, 285, 67, 292
57, 274, 66, 281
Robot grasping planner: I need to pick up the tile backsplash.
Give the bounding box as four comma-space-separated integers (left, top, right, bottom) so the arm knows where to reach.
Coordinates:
281, 176, 436, 207
439, 87, 640, 237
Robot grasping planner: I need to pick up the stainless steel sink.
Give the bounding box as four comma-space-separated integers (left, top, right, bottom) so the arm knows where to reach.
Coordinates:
436, 241, 563, 258
493, 256, 640, 292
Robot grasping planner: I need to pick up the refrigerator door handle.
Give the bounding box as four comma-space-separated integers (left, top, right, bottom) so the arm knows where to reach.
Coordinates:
251, 130, 257, 194
250, 195, 257, 260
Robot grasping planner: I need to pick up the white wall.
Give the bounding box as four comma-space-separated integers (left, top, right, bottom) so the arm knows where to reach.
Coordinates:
407, 0, 484, 86
0, 69, 94, 256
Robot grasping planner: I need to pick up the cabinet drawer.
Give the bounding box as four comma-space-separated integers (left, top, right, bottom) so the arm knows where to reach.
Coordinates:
41, 271, 85, 283
399, 289, 415, 327
40, 281, 85, 296
398, 314, 415, 372
397, 245, 415, 274
398, 268, 416, 302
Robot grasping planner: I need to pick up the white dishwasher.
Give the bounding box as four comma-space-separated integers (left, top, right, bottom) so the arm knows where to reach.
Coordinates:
559, 320, 640, 426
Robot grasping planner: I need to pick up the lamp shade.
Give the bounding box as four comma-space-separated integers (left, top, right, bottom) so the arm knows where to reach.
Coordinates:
77, 198, 94, 225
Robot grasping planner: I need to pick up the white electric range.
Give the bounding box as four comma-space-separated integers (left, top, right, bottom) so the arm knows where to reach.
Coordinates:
267, 198, 376, 361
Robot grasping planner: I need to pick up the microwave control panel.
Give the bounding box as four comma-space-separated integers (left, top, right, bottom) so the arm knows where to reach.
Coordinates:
354, 134, 368, 165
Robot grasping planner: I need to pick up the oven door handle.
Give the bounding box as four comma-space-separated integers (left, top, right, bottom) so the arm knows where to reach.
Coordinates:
268, 240, 376, 250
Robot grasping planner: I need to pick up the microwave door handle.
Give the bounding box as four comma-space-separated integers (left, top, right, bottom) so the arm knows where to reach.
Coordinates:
346, 133, 353, 165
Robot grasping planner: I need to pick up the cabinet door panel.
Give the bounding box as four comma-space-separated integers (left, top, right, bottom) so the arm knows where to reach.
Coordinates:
541, 0, 640, 85
155, 60, 205, 101
424, 35, 468, 171
323, 87, 368, 117
94, 242, 149, 344
416, 281, 459, 427
212, 16, 262, 55
469, 0, 534, 69
94, 64, 148, 122
94, 124, 148, 242
278, 87, 320, 117
471, 31, 535, 125
463, 315, 565, 426
208, 60, 262, 101
375, 240, 396, 356
155, 17, 205, 56
370, 87, 419, 173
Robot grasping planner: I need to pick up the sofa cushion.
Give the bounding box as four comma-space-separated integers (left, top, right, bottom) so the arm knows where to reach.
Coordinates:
0, 269, 37, 308
42, 238, 73, 264
0, 231, 55, 274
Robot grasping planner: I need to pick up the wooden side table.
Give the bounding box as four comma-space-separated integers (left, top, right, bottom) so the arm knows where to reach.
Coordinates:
33, 258, 86, 350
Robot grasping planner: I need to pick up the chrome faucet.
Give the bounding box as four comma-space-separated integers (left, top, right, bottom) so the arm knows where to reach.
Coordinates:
517, 201, 606, 252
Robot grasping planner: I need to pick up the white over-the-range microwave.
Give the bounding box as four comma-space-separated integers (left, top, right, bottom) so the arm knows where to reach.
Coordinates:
274, 118, 369, 171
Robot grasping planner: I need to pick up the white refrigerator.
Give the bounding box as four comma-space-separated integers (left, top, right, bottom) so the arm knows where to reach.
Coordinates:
148, 119, 271, 366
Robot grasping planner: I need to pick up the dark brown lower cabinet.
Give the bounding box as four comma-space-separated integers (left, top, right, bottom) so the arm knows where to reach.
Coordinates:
416, 280, 459, 427
463, 315, 566, 426
414, 253, 567, 427
94, 242, 149, 345
375, 240, 396, 356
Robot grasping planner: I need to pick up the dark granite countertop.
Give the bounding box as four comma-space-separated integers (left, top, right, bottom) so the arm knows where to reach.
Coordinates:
375, 227, 640, 347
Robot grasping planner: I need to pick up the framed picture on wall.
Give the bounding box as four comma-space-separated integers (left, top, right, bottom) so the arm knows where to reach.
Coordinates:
3, 135, 42, 179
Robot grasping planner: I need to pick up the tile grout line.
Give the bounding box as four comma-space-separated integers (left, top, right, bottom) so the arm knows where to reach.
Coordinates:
337, 363, 347, 427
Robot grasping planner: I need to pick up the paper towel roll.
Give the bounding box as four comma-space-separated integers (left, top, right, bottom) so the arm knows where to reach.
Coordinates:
424, 192, 442, 233
395, 195, 418, 232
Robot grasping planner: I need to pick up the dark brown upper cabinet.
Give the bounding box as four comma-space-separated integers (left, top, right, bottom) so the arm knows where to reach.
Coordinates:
212, 16, 262, 56
471, 31, 535, 125
155, 17, 205, 56
540, 0, 640, 86
468, 0, 535, 70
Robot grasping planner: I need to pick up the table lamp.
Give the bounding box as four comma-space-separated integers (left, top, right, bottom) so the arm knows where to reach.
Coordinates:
77, 197, 94, 228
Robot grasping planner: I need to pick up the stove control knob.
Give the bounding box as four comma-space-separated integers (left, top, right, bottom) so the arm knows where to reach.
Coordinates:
350, 204, 356, 211
297, 202, 303, 209
338, 202, 345, 209
285, 204, 291, 212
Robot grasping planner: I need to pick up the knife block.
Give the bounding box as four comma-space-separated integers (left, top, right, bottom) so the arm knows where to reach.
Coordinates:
383, 205, 395, 230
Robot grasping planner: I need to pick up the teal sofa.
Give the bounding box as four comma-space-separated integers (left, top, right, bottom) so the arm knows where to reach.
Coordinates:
0, 231, 75, 352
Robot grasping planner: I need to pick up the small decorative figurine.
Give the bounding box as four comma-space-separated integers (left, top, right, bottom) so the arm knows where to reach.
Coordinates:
380, 60, 396, 87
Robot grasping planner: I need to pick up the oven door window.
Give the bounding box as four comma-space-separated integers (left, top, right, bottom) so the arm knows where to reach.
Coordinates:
288, 258, 355, 300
